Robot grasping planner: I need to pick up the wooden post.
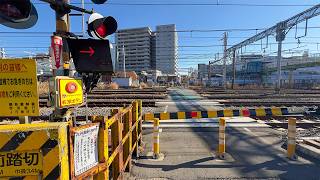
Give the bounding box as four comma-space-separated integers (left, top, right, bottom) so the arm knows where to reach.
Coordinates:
123, 109, 132, 172
111, 109, 123, 180
92, 116, 109, 180
132, 101, 139, 158
137, 100, 143, 146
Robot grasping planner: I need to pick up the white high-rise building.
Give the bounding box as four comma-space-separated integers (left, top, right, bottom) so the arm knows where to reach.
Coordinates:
155, 24, 178, 75
115, 27, 152, 72
115, 24, 178, 74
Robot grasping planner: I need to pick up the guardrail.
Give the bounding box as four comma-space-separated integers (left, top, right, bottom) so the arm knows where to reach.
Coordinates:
0, 100, 143, 180
69, 100, 143, 180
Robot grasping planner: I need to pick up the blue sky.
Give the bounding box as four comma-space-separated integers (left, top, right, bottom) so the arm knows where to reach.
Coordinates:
1, 0, 320, 73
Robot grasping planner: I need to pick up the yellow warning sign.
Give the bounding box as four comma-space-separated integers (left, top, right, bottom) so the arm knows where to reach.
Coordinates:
0, 150, 43, 177
0, 59, 39, 116
58, 78, 83, 108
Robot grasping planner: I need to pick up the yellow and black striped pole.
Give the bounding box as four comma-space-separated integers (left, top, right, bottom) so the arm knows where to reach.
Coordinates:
153, 118, 160, 159
287, 117, 297, 160
218, 117, 226, 159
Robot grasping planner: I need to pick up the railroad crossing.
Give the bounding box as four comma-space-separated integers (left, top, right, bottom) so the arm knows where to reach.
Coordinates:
131, 88, 320, 179
0, 1, 320, 180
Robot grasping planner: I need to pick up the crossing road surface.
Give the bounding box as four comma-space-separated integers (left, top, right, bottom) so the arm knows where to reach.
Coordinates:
156, 87, 224, 112
129, 88, 320, 179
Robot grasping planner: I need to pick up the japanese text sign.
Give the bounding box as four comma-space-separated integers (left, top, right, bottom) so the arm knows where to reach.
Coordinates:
73, 124, 99, 176
0, 59, 39, 116
58, 77, 83, 108
0, 150, 43, 177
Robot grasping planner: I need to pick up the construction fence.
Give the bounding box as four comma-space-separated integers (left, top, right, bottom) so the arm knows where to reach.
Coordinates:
0, 100, 143, 180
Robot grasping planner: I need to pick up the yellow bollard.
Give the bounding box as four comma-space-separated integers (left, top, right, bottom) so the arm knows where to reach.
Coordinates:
218, 117, 226, 159
153, 118, 160, 159
287, 117, 297, 160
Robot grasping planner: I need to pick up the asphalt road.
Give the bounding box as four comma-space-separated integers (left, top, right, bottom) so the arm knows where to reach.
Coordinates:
156, 87, 224, 112
129, 88, 320, 179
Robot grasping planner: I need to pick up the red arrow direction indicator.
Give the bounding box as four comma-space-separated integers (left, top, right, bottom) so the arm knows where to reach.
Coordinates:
80, 47, 95, 56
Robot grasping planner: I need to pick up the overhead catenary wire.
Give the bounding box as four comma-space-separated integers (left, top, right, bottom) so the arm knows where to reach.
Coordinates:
32, 1, 317, 7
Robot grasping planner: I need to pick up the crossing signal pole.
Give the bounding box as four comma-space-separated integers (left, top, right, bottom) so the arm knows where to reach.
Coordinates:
39, 0, 117, 120
55, 0, 70, 77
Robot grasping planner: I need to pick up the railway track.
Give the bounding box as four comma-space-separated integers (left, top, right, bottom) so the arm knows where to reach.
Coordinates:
195, 89, 320, 95
249, 115, 320, 136
39, 99, 156, 107
204, 95, 320, 99
91, 89, 167, 94
221, 100, 320, 107
39, 95, 167, 100
39, 89, 168, 107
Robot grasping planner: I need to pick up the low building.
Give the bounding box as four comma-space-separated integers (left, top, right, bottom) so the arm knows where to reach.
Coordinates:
113, 71, 139, 87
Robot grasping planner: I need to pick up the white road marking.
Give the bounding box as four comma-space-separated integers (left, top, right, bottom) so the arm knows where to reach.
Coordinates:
300, 119, 314, 123
164, 105, 168, 113
156, 101, 222, 106
142, 123, 269, 128
143, 117, 258, 123
242, 127, 273, 145
244, 128, 252, 132
270, 119, 282, 123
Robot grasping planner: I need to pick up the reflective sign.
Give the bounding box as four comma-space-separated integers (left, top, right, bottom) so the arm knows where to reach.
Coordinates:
51, 36, 63, 69
0, 59, 39, 116
58, 78, 83, 108
73, 124, 99, 176
0, 150, 43, 177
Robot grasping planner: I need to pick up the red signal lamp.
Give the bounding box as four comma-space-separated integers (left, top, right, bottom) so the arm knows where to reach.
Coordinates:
88, 13, 117, 40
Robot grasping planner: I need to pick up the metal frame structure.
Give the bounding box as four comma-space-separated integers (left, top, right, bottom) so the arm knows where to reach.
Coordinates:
227, 3, 320, 52
226, 3, 320, 90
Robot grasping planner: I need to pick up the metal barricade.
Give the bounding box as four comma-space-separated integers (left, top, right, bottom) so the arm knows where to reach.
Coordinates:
68, 100, 143, 180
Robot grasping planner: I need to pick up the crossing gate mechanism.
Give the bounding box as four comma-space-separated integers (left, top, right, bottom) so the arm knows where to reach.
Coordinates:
143, 107, 308, 120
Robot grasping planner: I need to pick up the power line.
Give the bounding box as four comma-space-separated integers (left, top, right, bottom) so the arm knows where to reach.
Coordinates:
33, 2, 316, 7
0, 26, 319, 35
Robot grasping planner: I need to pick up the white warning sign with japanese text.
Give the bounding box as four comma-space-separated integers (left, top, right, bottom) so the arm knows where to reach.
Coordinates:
73, 124, 99, 176
0, 59, 39, 116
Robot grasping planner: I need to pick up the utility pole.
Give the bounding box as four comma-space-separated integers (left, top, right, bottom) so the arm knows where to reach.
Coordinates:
223, 32, 228, 89
231, 50, 236, 89
122, 45, 126, 78
0, 48, 5, 59
52, 0, 70, 120
55, 0, 71, 77
208, 62, 210, 78
276, 22, 286, 92
81, 0, 85, 36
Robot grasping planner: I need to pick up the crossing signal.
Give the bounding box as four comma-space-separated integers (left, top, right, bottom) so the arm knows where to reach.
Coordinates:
91, 0, 108, 4
0, 0, 38, 29
67, 38, 114, 73
88, 13, 117, 40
